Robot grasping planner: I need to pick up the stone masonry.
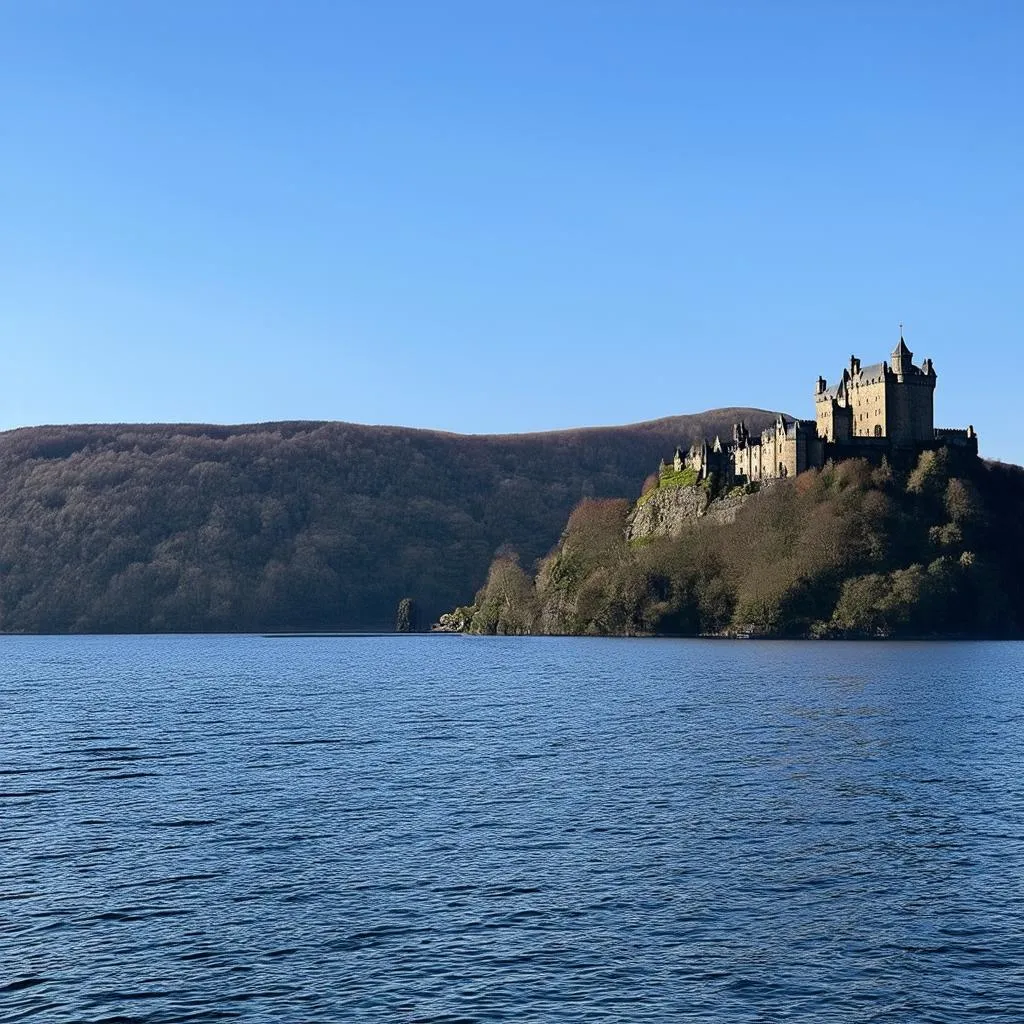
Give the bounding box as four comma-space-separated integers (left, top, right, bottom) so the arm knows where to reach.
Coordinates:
677, 335, 977, 487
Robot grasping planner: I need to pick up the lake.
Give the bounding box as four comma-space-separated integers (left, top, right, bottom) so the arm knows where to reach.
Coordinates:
3, 635, 1024, 1021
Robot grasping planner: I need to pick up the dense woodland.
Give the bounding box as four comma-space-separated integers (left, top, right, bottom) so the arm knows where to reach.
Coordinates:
450, 448, 1024, 638
0, 410, 774, 632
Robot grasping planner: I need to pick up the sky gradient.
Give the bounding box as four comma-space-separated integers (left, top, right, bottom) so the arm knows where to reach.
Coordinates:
3, 3, 1022, 460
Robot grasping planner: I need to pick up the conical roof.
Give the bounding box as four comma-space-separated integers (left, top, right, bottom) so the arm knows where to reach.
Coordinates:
892, 336, 913, 364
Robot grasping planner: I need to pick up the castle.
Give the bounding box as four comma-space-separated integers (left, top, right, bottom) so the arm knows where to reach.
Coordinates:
672, 336, 977, 486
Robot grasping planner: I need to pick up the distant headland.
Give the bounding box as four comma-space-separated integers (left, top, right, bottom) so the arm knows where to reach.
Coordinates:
0, 335, 1016, 638
439, 336, 1023, 640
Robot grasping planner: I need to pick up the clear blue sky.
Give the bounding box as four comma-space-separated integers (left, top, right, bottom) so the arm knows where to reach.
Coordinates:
2, 2, 1021, 460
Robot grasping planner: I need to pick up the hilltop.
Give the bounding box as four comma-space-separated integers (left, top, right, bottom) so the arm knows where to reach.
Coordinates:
0, 409, 778, 632
444, 449, 1024, 639
442, 338, 1024, 640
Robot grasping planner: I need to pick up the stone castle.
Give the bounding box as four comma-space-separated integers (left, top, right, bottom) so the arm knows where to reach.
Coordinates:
672, 335, 977, 486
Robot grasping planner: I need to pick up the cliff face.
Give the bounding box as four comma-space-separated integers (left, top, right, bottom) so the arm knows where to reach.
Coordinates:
626, 485, 756, 541
627, 486, 708, 539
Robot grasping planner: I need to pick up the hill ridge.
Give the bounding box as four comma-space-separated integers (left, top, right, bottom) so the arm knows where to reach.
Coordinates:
0, 407, 780, 632
0, 406, 781, 441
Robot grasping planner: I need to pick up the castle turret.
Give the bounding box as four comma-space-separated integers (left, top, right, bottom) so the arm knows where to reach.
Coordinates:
665, 333, 972, 496
891, 336, 912, 378
886, 333, 936, 443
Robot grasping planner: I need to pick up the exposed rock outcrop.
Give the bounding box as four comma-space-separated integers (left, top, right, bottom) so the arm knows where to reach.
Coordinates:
626, 484, 760, 542
627, 486, 709, 540
702, 489, 753, 526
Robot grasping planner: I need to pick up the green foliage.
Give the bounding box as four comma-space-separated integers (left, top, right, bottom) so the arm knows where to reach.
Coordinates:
906, 447, 949, 498
468, 554, 538, 635
535, 499, 632, 633
658, 466, 700, 488
435, 606, 474, 632
635, 465, 701, 509
447, 449, 1024, 639
827, 557, 965, 637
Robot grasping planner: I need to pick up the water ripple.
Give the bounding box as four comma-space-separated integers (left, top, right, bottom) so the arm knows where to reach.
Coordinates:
2, 636, 1024, 1021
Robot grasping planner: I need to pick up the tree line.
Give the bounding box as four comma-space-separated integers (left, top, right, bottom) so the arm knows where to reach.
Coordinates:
0, 410, 774, 632
447, 449, 1024, 638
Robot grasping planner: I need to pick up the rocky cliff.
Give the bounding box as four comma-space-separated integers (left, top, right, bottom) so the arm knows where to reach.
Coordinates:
626, 484, 758, 541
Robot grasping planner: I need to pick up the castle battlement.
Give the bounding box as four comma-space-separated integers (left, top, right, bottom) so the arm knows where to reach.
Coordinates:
934, 426, 977, 446
678, 335, 977, 487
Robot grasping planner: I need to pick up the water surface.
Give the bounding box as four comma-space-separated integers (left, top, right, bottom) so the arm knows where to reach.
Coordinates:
3, 636, 1024, 1021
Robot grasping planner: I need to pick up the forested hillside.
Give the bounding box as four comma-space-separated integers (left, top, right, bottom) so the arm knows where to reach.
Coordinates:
0, 410, 775, 632
452, 449, 1024, 639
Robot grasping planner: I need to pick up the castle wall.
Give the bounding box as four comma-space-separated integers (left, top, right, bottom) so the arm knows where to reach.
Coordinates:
732, 420, 818, 484
779, 436, 797, 478
815, 398, 831, 441
886, 376, 935, 445
807, 435, 825, 470
909, 378, 935, 441
833, 402, 852, 443
823, 437, 890, 468
934, 427, 978, 455
732, 443, 751, 482
887, 383, 910, 444
764, 426, 781, 479
768, 434, 780, 478
794, 430, 807, 475
849, 376, 887, 437
718, 342, 965, 489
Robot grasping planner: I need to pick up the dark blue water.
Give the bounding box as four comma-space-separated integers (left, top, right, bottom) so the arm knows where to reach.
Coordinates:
3, 636, 1024, 1022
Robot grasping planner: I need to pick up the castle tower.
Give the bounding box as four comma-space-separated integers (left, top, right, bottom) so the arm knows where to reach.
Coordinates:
885, 333, 936, 444
814, 374, 853, 443
890, 336, 912, 378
